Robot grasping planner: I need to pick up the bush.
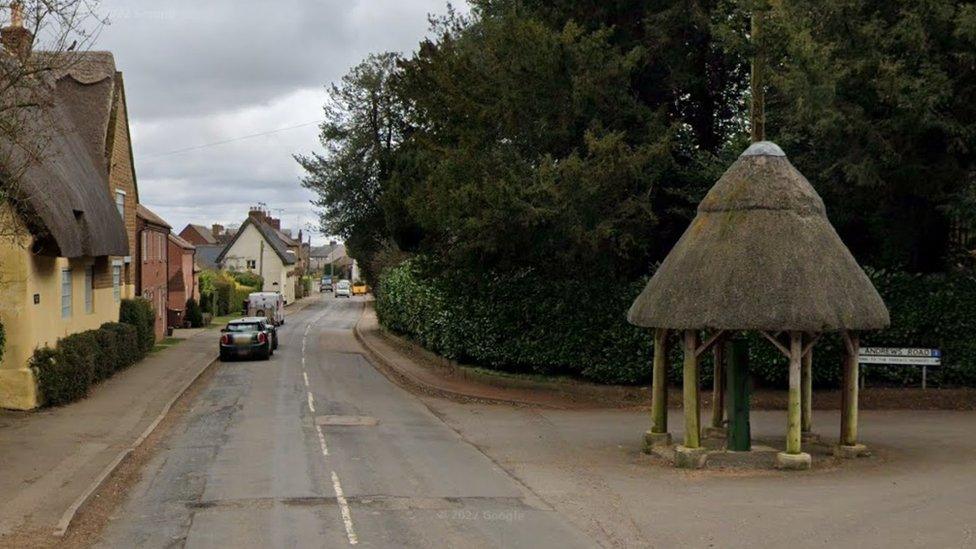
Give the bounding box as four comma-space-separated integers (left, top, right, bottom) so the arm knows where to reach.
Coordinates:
376, 259, 976, 388
120, 298, 155, 356
92, 328, 118, 382
185, 298, 204, 328
31, 320, 147, 407
101, 322, 138, 370
230, 270, 263, 289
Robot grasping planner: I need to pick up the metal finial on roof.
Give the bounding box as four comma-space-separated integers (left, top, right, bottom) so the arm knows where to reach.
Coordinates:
740, 141, 785, 157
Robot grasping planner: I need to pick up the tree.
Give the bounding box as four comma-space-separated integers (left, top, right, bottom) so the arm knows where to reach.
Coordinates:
296, 52, 406, 282
763, 0, 976, 272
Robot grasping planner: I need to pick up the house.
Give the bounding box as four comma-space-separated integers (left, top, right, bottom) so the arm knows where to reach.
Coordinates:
136, 205, 171, 340
0, 20, 130, 408
179, 224, 217, 247
194, 244, 224, 271
166, 234, 197, 328
216, 208, 298, 304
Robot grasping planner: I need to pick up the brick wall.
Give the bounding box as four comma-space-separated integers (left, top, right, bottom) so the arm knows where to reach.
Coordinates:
107, 73, 138, 286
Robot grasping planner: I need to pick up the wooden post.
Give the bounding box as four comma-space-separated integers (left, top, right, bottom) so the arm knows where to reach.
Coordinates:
683, 330, 701, 448
726, 339, 751, 451
710, 342, 725, 430
786, 331, 802, 454
650, 328, 669, 434
840, 331, 860, 447
801, 345, 813, 434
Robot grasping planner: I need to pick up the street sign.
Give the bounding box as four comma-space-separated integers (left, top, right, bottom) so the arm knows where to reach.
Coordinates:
858, 347, 941, 366
857, 347, 942, 389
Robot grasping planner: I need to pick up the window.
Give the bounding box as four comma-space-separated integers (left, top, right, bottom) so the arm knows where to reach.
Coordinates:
113, 265, 121, 302
246, 259, 257, 270
85, 266, 94, 314
141, 231, 147, 261
115, 190, 125, 219
61, 269, 72, 318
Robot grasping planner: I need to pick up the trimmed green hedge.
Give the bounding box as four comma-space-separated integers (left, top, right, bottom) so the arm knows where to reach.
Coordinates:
32, 307, 152, 406
185, 298, 204, 328
31, 325, 139, 407
120, 298, 156, 354
376, 259, 976, 388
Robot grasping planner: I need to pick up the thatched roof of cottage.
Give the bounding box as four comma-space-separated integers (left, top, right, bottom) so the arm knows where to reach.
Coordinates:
0, 63, 128, 258
627, 142, 889, 332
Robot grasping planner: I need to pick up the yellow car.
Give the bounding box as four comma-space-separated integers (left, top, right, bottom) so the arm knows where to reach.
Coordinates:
352, 282, 369, 295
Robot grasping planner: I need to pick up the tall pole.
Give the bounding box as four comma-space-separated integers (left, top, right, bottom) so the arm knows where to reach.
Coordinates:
651, 328, 669, 434
750, 9, 766, 143
710, 343, 725, 431
786, 332, 802, 454
682, 330, 701, 449
801, 346, 813, 435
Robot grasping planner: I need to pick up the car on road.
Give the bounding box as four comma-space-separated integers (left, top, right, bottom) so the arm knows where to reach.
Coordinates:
352, 281, 369, 295
334, 279, 352, 298
320, 276, 333, 292
219, 317, 277, 361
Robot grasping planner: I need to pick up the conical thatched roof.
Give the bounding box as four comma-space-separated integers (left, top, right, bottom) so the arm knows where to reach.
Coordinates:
628, 142, 889, 332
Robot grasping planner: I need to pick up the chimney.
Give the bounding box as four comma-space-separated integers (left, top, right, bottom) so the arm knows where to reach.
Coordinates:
248, 207, 266, 222
269, 217, 281, 230
211, 224, 223, 237
1, 2, 33, 61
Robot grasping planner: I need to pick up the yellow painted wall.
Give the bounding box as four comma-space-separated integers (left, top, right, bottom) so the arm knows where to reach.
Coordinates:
221, 223, 296, 305
0, 206, 121, 409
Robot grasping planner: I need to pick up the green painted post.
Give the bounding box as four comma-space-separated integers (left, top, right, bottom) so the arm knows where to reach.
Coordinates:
725, 339, 751, 451
682, 330, 701, 449
650, 328, 669, 434
710, 343, 725, 430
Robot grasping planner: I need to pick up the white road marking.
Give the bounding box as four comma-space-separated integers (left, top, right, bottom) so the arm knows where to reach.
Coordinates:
315, 424, 329, 456
331, 471, 358, 545
305, 304, 357, 545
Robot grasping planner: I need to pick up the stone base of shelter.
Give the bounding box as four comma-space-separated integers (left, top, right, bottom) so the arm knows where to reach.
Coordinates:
647, 435, 842, 471
775, 451, 812, 470
641, 431, 672, 453
702, 426, 727, 439
834, 443, 870, 459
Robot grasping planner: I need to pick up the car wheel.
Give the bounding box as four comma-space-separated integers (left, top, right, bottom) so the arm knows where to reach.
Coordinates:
273, 336, 279, 350
219, 350, 230, 362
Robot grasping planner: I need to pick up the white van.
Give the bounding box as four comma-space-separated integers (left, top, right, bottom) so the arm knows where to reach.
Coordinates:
247, 292, 285, 326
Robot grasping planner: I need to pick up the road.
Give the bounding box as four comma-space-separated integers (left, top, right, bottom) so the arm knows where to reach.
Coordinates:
97, 295, 590, 548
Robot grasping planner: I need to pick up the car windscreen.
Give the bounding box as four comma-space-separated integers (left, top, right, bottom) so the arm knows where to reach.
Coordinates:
226, 323, 261, 332
337, 281, 350, 288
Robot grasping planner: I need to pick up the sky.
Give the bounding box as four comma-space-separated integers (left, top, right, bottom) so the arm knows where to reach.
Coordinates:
89, 0, 467, 246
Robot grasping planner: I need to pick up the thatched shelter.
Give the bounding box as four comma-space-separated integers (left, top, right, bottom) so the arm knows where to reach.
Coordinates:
629, 141, 889, 469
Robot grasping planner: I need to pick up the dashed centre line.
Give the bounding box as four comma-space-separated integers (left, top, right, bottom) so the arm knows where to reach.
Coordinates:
331, 471, 358, 545
303, 311, 357, 545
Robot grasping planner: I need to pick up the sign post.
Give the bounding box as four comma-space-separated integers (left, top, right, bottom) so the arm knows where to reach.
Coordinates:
857, 347, 942, 389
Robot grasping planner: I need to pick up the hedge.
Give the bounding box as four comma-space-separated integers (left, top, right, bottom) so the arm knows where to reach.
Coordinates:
185, 298, 204, 328
375, 259, 976, 388
120, 298, 156, 355
31, 312, 148, 406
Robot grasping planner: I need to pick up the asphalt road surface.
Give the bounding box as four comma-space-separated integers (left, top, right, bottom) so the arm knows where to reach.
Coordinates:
97, 296, 591, 548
